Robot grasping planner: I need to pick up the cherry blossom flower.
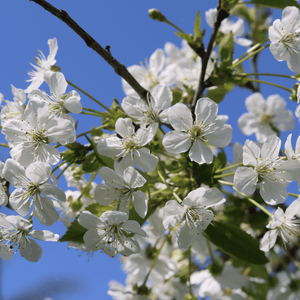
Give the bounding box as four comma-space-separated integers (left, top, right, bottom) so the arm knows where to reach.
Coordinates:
29, 71, 82, 119
0, 161, 8, 206
260, 199, 300, 251
238, 93, 294, 143
97, 118, 158, 173
0, 85, 26, 126
234, 136, 300, 205
269, 6, 300, 72
162, 98, 232, 164
0, 214, 58, 262
122, 49, 176, 96
2, 99, 74, 166
2, 159, 66, 225
95, 166, 148, 218
163, 187, 225, 248
122, 84, 172, 127
206, 8, 252, 46
25, 38, 58, 93
78, 210, 147, 257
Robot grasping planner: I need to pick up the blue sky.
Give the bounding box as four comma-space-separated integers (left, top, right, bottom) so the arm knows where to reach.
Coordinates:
0, 1, 299, 299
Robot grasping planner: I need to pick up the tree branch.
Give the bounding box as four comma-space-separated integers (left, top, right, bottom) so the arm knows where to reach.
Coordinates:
191, 0, 229, 108
29, 0, 148, 100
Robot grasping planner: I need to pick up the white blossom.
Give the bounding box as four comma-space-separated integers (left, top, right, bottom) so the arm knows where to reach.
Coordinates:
78, 210, 147, 257
2, 99, 74, 166
206, 8, 252, 46
163, 187, 225, 248
25, 38, 58, 93
260, 199, 300, 252
122, 49, 176, 96
238, 93, 294, 143
95, 166, 148, 218
0, 214, 58, 262
163, 98, 232, 164
2, 159, 66, 225
234, 136, 300, 205
97, 118, 158, 173
269, 6, 300, 72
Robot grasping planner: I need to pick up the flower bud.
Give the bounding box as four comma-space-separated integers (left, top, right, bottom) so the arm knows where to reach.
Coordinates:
148, 8, 167, 22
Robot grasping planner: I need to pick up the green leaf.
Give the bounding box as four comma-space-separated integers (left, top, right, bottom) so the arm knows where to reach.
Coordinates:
219, 31, 234, 70
203, 221, 269, 265
205, 82, 234, 104
213, 150, 227, 171
194, 11, 201, 39
172, 89, 182, 105
85, 203, 113, 217
59, 218, 87, 244
251, 0, 300, 10
175, 31, 193, 44
81, 152, 114, 173
90, 126, 104, 137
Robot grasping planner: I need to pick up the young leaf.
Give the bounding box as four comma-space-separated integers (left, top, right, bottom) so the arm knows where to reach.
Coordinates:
205, 82, 234, 104
194, 11, 201, 39
219, 31, 234, 70
81, 152, 113, 173
203, 221, 269, 265
251, 0, 300, 10
85, 203, 113, 217
59, 219, 87, 244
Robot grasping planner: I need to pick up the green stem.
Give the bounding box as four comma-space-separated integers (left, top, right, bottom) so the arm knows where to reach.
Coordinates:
0, 143, 9, 148
242, 73, 296, 80
67, 80, 112, 113
288, 192, 299, 198
150, 186, 168, 197
215, 162, 243, 173
165, 20, 185, 34
77, 171, 98, 201
206, 238, 217, 265
56, 161, 73, 180
80, 111, 101, 117
218, 180, 234, 186
76, 125, 107, 138
232, 44, 270, 68
232, 186, 274, 218
213, 172, 235, 179
233, 40, 268, 63
188, 246, 193, 296
51, 161, 68, 174
234, 77, 293, 93
140, 235, 169, 289
157, 169, 182, 203
82, 107, 102, 114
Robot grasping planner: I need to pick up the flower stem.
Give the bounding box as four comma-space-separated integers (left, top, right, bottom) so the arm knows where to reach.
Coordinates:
76, 125, 107, 138
67, 80, 112, 113
213, 172, 235, 179
157, 169, 182, 203
188, 246, 193, 296
80, 111, 101, 117
0, 143, 9, 148
232, 186, 274, 218
233, 77, 293, 93
232, 43, 270, 68
82, 107, 102, 114
51, 161, 68, 174
288, 192, 299, 198
215, 162, 243, 173
56, 161, 73, 180
77, 171, 98, 201
218, 180, 234, 186
140, 234, 169, 289
240, 73, 296, 80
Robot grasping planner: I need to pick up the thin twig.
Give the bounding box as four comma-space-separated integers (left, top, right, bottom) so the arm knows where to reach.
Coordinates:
192, 0, 229, 108
29, 0, 148, 100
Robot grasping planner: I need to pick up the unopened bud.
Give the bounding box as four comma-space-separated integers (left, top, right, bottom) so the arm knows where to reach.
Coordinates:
148, 8, 167, 22
50, 65, 61, 72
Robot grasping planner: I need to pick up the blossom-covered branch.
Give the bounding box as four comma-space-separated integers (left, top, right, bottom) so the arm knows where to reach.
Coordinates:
29, 0, 149, 100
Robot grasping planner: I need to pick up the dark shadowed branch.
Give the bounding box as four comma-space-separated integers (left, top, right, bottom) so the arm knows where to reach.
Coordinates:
29, 0, 148, 100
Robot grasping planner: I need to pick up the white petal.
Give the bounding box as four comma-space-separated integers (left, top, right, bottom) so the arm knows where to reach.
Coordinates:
169, 103, 193, 131
20, 238, 43, 262
25, 161, 51, 184
132, 190, 148, 218
134, 148, 159, 173
123, 166, 146, 188
64, 91, 82, 113
33, 196, 59, 226
260, 229, 278, 252
39, 183, 66, 202
122, 220, 147, 237
195, 98, 218, 126
29, 230, 59, 241
44, 72, 67, 99
260, 180, 287, 205
234, 167, 258, 195
163, 200, 185, 229
163, 131, 191, 154
9, 189, 31, 216
97, 136, 123, 158
149, 49, 165, 76
189, 139, 213, 164
78, 211, 104, 229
